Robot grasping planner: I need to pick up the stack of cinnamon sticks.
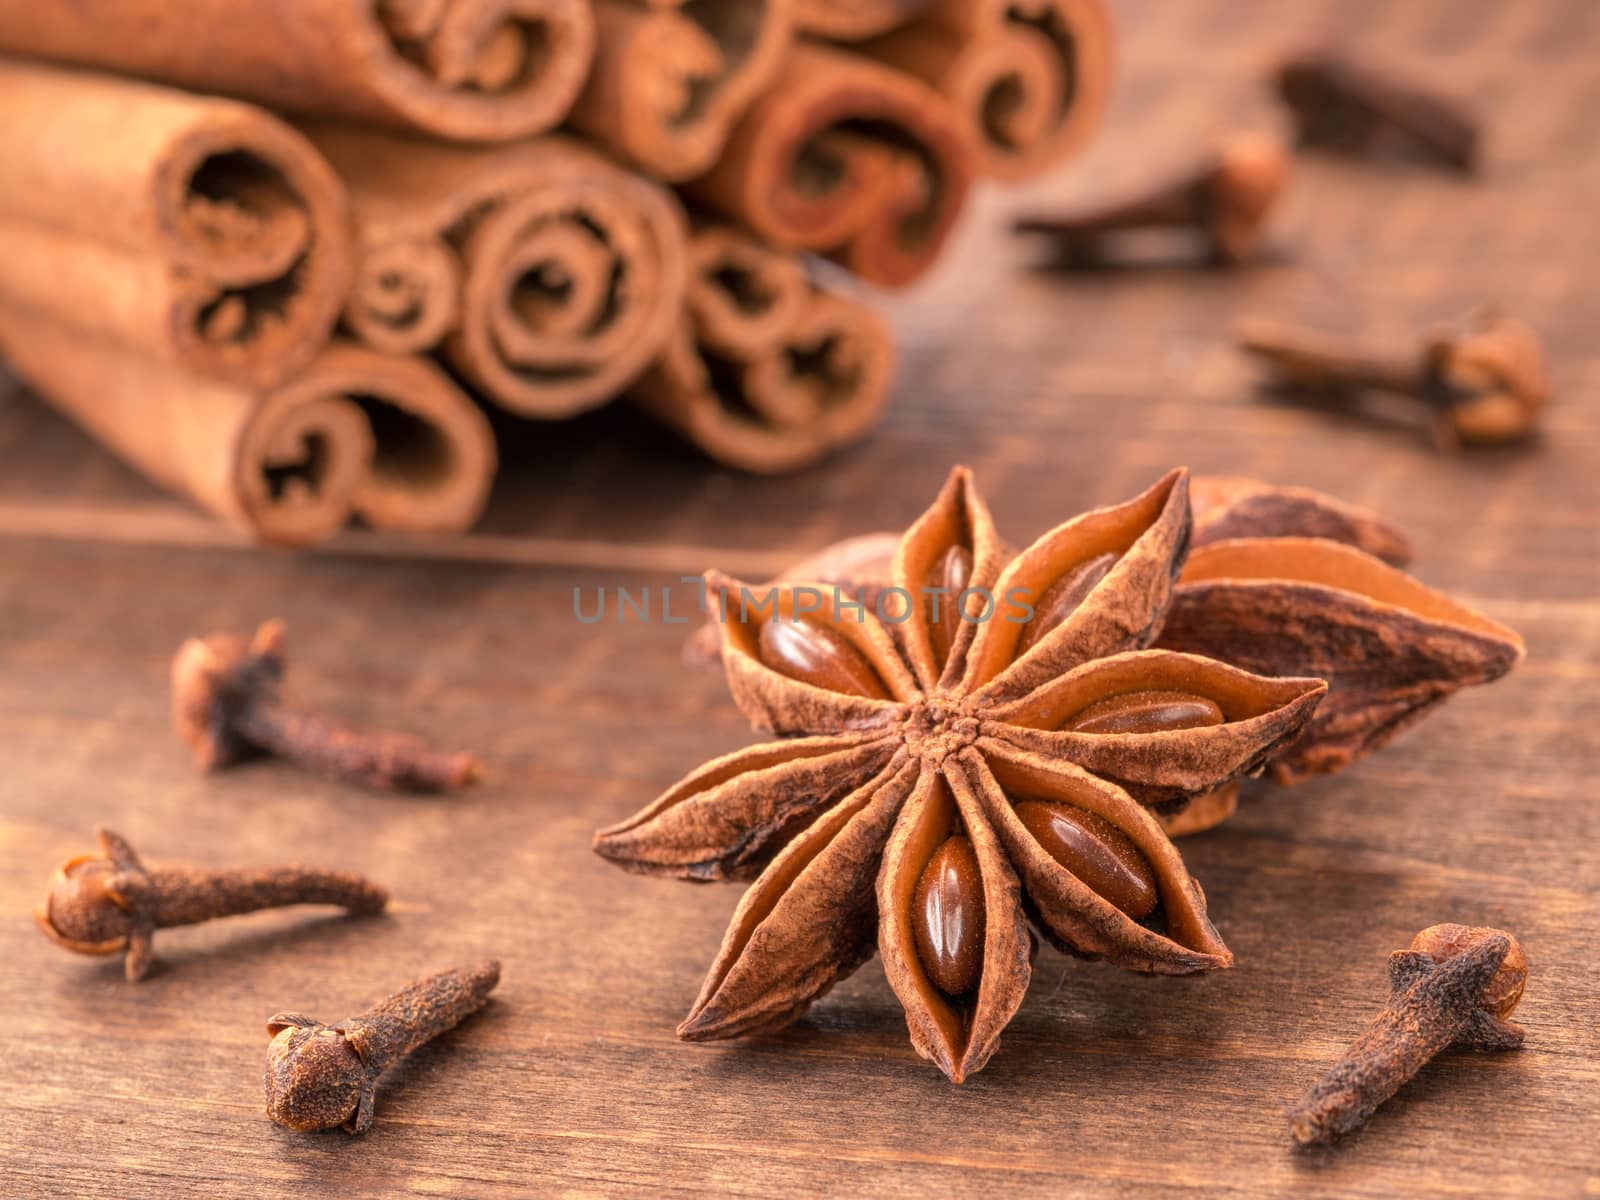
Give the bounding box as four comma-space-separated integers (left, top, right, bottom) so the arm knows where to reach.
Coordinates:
0, 0, 1112, 546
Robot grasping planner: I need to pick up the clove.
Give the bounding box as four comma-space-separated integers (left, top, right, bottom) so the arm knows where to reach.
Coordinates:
1236, 309, 1549, 448
172, 619, 480, 792
265, 961, 501, 1134
1289, 924, 1527, 1146
1276, 51, 1482, 173
35, 826, 388, 981
1014, 132, 1289, 266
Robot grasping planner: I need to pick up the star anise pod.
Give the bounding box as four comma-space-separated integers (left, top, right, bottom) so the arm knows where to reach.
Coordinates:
595, 468, 1326, 1082
1157, 532, 1523, 782
1189, 475, 1414, 567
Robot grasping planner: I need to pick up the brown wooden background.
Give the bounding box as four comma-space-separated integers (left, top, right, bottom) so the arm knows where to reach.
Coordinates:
2, 0, 1598, 1195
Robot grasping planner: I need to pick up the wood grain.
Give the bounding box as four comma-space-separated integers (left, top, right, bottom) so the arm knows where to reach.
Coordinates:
2, 0, 1598, 1195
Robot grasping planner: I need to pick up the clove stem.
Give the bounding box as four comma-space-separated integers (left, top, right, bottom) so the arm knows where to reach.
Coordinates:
265, 961, 502, 1134
1290, 924, 1527, 1146
1236, 318, 1423, 397
36, 826, 387, 981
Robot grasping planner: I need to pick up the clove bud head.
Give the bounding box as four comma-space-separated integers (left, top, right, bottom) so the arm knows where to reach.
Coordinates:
35, 853, 135, 954
264, 1020, 369, 1133
1425, 312, 1549, 444
171, 619, 286, 770
1209, 133, 1290, 263
1409, 922, 1528, 1019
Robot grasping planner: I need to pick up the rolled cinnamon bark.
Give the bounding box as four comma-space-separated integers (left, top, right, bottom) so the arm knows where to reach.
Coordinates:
0, 58, 350, 389
0, 0, 594, 142
632, 225, 895, 473
683, 226, 813, 359
308, 125, 689, 419
796, 0, 926, 40
865, 0, 1113, 180
0, 306, 494, 546
685, 40, 976, 289
345, 351, 497, 537
568, 0, 794, 182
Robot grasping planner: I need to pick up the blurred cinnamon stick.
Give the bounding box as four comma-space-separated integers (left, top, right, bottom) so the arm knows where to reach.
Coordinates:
632, 225, 895, 473
0, 306, 494, 546
0, 58, 350, 388
686, 40, 975, 288
307, 124, 689, 420
569, 0, 793, 181
865, 0, 1113, 181
0, 0, 595, 142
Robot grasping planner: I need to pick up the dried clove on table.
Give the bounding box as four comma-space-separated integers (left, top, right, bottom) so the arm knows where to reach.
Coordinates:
265, 961, 501, 1134
1290, 924, 1527, 1145
1236, 309, 1549, 448
35, 826, 388, 981
1014, 132, 1290, 267
1276, 51, 1482, 173
172, 619, 480, 792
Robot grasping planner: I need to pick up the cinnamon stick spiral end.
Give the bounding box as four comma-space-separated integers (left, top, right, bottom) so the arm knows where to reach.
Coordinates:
867, 0, 1115, 181
633, 229, 895, 474
341, 236, 461, 356
162, 115, 354, 387
688, 43, 975, 289
571, 0, 791, 180
443, 144, 689, 418
372, 0, 598, 141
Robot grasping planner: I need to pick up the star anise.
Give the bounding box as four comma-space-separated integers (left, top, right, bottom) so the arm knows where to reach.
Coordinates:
1157, 530, 1523, 783
595, 468, 1327, 1082
691, 475, 1521, 831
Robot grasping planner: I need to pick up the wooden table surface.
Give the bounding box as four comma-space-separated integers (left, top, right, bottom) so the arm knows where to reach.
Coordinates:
2, 1, 1597, 1195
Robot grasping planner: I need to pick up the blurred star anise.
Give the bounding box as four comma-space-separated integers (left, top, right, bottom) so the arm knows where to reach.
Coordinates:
595, 468, 1327, 1082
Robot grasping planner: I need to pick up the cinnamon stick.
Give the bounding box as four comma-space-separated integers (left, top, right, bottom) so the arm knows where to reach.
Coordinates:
0, 307, 494, 546
0, 0, 595, 142
631, 225, 895, 473
307, 124, 690, 420
683, 225, 813, 359
796, 0, 927, 41
339, 352, 497, 537
865, 0, 1114, 180
568, 0, 793, 181
686, 40, 975, 288
0, 58, 350, 389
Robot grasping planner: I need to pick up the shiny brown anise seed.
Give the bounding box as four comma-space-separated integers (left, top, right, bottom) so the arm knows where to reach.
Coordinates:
1064, 690, 1226, 735
757, 617, 891, 699
1017, 551, 1120, 655
926, 544, 974, 668
1014, 801, 1159, 919
912, 835, 986, 997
